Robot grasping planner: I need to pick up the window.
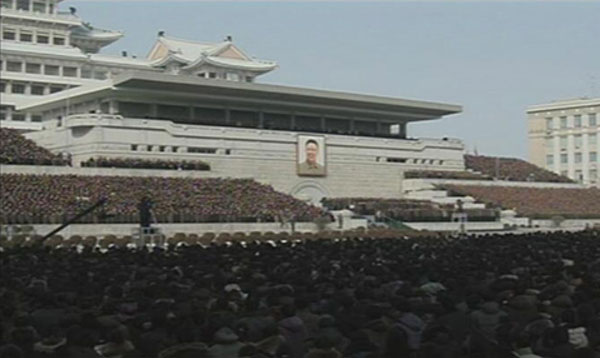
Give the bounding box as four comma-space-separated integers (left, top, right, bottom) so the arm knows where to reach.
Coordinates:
575, 170, 583, 182
172, 146, 178, 153
159, 146, 165, 152
2, 28, 16, 40
20, 31, 33, 42
44, 65, 59, 76
32, 1, 45, 12
31, 84, 44, 95
187, 147, 217, 154
36, 33, 49, 44
386, 157, 408, 163
31, 115, 42, 122
588, 151, 597, 162
560, 170, 568, 177
11, 83, 25, 94
590, 134, 597, 146
559, 136, 567, 149
208, 72, 217, 79
591, 170, 598, 181
560, 116, 567, 129
81, 66, 92, 79
590, 113, 597, 127
16, 0, 29, 10
93, 70, 107, 80
226, 72, 240, 81
53, 36, 65, 46
1, 0, 12, 9
0, 81, 5, 93
0, 106, 7, 120
6, 61, 22, 72
12, 113, 25, 121
575, 153, 582, 163
545, 138, 553, 149
546, 155, 553, 165
25, 63, 41, 74
49, 85, 63, 94
560, 154, 568, 164
245, 76, 253, 83
545, 117, 553, 130
63, 66, 77, 77
575, 135, 582, 148
131, 144, 138, 151
574, 115, 582, 128
197, 73, 206, 78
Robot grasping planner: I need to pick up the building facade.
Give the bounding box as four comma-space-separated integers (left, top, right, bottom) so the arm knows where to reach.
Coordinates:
0, 0, 276, 130
3, 0, 466, 203
528, 97, 600, 186
18, 72, 464, 203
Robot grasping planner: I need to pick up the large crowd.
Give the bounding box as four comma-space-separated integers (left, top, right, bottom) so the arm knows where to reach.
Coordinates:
0, 128, 69, 166
464, 155, 573, 183
0, 174, 323, 225
404, 171, 491, 181
0, 230, 599, 358
322, 198, 498, 222
442, 185, 600, 219
81, 158, 211, 171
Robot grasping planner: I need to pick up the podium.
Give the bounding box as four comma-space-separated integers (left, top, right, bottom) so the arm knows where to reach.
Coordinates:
133, 227, 165, 248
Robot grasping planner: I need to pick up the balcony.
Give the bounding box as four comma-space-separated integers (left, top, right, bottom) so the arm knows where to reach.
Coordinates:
1, 7, 81, 25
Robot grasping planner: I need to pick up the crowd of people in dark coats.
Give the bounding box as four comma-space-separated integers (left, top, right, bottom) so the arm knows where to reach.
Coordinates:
80, 158, 210, 171
0, 129, 69, 166
464, 155, 573, 183
0, 229, 599, 358
442, 185, 600, 219
0, 174, 323, 225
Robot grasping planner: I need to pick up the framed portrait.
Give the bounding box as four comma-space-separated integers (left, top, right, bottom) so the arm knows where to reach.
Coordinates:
297, 135, 326, 176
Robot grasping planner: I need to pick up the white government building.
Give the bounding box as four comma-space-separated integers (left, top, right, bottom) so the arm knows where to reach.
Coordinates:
528, 97, 599, 187
1, 0, 467, 204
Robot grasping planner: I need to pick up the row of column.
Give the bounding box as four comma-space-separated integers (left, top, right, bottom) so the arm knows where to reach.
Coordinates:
113, 101, 406, 137
7, 0, 56, 15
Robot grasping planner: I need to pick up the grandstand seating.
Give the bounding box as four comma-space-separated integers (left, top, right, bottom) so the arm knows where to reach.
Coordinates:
0, 128, 69, 166
322, 197, 498, 222
80, 156, 210, 170
0, 174, 323, 224
442, 184, 600, 219
464, 154, 573, 183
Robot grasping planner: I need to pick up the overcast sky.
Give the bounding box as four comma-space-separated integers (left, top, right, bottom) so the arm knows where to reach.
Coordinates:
63, 0, 600, 159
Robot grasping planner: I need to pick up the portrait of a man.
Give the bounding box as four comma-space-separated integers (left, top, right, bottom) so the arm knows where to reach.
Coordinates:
297, 136, 326, 176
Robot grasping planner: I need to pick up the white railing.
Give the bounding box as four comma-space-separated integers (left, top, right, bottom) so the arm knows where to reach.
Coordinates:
1, 7, 80, 23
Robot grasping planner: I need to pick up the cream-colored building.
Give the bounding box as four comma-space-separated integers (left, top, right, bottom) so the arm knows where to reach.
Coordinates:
3, 0, 466, 204
0, 0, 276, 131
528, 97, 600, 186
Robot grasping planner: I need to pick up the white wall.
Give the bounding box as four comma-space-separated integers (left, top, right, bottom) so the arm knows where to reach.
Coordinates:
21, 114, 466, 202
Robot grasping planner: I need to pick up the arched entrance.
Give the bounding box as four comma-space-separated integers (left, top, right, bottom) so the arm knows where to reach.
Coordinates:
290, 181, 330, 206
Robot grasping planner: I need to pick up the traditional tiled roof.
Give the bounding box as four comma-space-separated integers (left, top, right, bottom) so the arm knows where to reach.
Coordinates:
148, 35, 277, 73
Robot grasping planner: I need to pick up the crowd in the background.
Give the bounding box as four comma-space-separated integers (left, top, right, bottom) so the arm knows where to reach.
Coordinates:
404, 170, 491, 181
322, 198, 498, 222
0, 230, 599, 358
81, 157, 211, 171
464, 155, 573, 183
442, 185, 600, 219
0, 128, 69, 166
0, 174, 322, 224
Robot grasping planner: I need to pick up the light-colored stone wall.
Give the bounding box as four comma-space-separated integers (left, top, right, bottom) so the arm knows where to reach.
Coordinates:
22, 114, 466, 203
